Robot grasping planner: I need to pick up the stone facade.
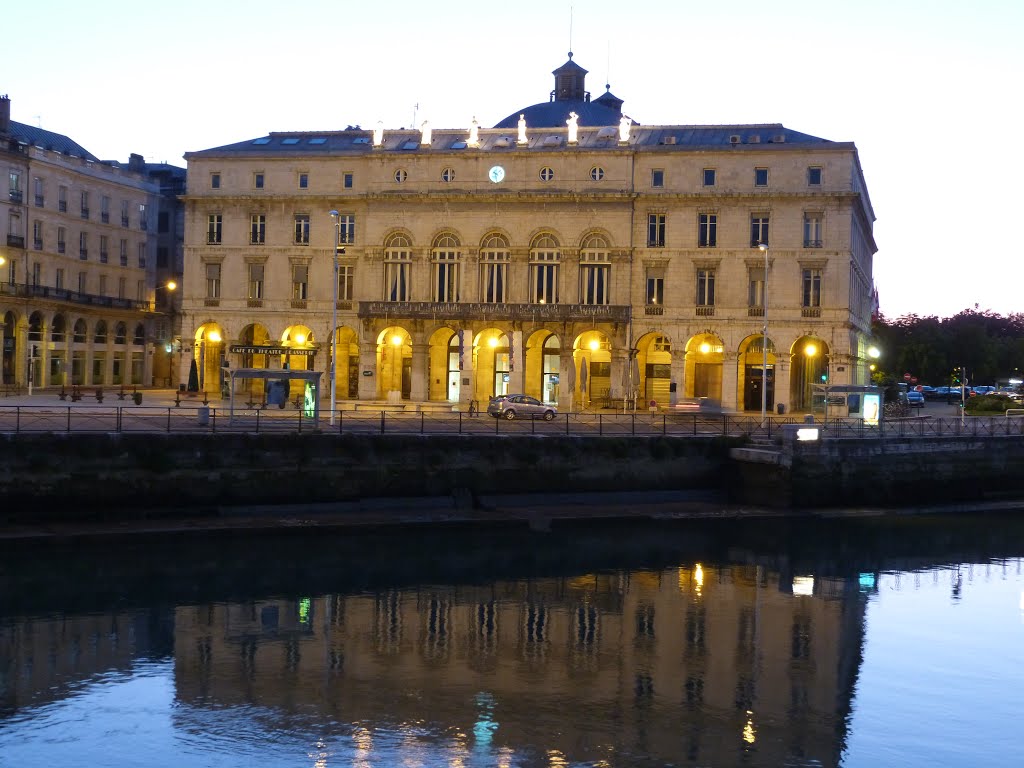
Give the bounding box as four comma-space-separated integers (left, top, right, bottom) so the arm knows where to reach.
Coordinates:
181, 57, 877, 413
0, 95, 181, 390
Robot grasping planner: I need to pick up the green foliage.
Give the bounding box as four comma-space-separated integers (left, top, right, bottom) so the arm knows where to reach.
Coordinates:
964, 394, 1020, 414
873, 309, 1024, 386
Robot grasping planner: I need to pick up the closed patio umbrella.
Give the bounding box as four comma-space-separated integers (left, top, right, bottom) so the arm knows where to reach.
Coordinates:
580, 358, 588, 395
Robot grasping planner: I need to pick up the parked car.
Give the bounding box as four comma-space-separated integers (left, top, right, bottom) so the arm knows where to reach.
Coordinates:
919, 385, 938, 399
487, 394, 557, 420
906, 390, 925, 408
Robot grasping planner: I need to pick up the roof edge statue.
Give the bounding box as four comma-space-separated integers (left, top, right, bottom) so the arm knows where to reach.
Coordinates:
493, 51, 635, 130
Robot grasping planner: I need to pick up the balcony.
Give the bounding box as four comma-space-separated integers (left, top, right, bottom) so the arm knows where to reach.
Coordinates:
204, 298, 220, 307
247, 299, 263, 308
748, 306, 765, 317
139, 220, 148, 231
33, 239, 43, 250
79, 249, 88, 260
644, 305, 664, 316
358, 301, 631, 324
801, 307, 822, 318
121, 216, 130, 227
5, 281, 149, 310
291, 300, 308, 309
101, 212, 110, 223
207, 237, 222, 245
100, 251, 109, 264
58, 242, 66, 254
6, 234, 25, 248
695, 305, 715, 317
803, 239, 823, 248
336, 301, 353, 310
8, 190, 22, 204
80, 208, 90, 220
120, 255, 128, 267
34, 195, 44, 207
58, 200, 67, 212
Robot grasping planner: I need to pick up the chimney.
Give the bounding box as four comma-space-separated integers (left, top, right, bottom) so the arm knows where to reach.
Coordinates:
0, 95, 10, 135
128, 152, 145, 172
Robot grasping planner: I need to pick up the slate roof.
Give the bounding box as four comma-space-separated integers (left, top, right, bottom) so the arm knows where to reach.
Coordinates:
5, 120, 98, 161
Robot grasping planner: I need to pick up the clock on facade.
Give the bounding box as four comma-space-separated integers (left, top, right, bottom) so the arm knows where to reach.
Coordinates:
488, 165, 505, 183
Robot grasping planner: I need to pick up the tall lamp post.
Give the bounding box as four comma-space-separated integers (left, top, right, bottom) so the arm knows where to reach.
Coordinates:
758, 242, 769, 421
328, 210, 342, 426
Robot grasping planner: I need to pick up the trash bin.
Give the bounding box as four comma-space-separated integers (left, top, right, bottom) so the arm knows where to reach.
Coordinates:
776, 403, 785, 415
197, 405, 210, 426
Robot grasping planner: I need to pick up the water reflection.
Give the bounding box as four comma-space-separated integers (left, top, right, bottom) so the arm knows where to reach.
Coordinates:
3, 513, 1024, 767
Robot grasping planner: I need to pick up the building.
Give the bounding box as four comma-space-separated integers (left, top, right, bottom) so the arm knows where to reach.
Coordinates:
181, 54, 877, 413
0, 95, 181, 392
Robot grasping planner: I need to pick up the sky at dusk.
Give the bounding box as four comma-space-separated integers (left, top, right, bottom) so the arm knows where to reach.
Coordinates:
5, 0, 1022, 320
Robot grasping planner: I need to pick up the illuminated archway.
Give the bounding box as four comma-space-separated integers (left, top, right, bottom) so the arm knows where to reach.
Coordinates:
427, 326, 461, 402
376, 327, 411, 399
193, 323, 225, 397
573, 330, 611, 408
684, 333, 724, 401
790, 336, 830, 411
525, 329, 561, 404
473, 327, 510, 400
635, 332, 672, 407
738, 334, 776, 412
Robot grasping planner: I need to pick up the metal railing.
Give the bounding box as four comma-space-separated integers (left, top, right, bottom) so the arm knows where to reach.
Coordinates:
3, 405, 1024, 438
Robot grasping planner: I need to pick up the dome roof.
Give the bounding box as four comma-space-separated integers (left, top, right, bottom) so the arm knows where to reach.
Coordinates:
492, 53, 634, 129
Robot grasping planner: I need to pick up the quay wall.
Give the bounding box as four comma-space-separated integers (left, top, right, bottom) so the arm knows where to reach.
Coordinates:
734, 434, 1024, 509
0, 433, 738, 522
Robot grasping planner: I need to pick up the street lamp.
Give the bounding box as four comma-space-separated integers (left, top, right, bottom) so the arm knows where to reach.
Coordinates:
758, 242, 769, 421
328, 210, 343, 426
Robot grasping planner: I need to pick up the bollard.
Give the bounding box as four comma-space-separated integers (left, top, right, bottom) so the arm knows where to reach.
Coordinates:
197, 405, 210, 426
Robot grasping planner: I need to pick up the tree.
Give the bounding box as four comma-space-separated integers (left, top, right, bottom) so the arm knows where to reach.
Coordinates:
187, 358, 199, 392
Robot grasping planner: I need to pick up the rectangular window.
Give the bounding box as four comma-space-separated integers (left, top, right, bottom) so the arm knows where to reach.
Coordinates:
646, 272, 664, 305
802, 268, 822, 307
651, 169, 664, 188
580, 262, 610, 305
703, 169, 716, 187
698, 213, 717, 248
205, 263, 221, 298
254, 173, 264, 189
211, 173, 221, 189
158, 211, 169, 233
292, 264, 309, 300
137, 280, 145, 303
808, 166, 822, 186
99, 235, 109, 263
55, 268, 64, 291
207, 214, 222, 244
480, 251, 508, 304
33, 177, 44, 207
338, 264, 354, 301
79, 231, 88, 259
696, 269, 715, 306
121, 200, 130, 227
32, 220, 43, 250
432, 254, 460, 303
248, 263, 264, 299
138, 203, 147, 230
803, 213, 823, 247
8, 171, 20, 200
101, 196, 110, 223
77, 271, 86, 294
343, 172, 353, 189
338, 214, 355, 244
57, 226, 66, 254
750, 215, 769, 247
119, 239, 128, 266
298, 173, 309, 189
385, 259, 410, 301
754, 168, 768, 187
531, 263, 559, 303
118, 277, 126, 299
80, 191, 90, 219
58, 185, 68, 212
98, 275, 107, 297
138, 242, 146, 268
250, 214, 266, 244
31, 262, 41, 286
294, 214, 310, 244
748, 267, 766, 309
647, 213, 666, 247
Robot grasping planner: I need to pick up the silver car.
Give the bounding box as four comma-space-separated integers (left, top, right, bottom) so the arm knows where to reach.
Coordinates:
487, 394, 557, 420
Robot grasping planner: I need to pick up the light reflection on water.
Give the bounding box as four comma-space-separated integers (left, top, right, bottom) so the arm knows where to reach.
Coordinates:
1, 515, 1024, 767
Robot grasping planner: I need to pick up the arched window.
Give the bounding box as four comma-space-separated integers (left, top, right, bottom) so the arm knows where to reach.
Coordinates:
579, 233, 611, 305
51, 315, 66, 343
114, 322, 128, 345
529, 234, 560, 304
479, 233, 510, 304
133, 324, 146, 345
431, 233, 461, 302
94, 320, 108, 344
28, 312, 44, 341
384, 233, 412, 301
73, 319, 87, 344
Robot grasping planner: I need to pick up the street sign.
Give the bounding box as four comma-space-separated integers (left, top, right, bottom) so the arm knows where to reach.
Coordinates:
903, 373, 911, 381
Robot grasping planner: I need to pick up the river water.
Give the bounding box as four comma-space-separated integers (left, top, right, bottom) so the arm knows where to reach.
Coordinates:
2, 513, 1023, 768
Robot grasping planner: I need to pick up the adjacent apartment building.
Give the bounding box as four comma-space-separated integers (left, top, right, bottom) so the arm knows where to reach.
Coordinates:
0, 95, 183, 392
181, 54, 877, 413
